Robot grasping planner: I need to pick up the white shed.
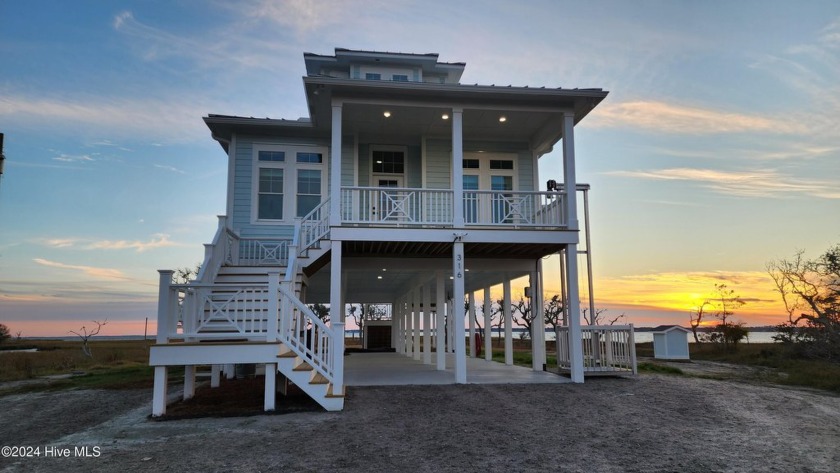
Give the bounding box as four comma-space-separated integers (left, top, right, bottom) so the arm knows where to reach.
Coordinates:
651, 325, 691, 360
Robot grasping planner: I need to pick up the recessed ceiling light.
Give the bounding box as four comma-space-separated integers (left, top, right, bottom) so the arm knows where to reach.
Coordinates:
382, 268, 387, 271
377, 275, 383, 280
442, 113, 449, 120
499, 116, 507, 123
383, 111, 391, 118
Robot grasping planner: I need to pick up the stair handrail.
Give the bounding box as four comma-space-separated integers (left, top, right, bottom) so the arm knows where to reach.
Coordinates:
196, 216, 230, 284
278, 282, 335, 383
297, 197, 331, 256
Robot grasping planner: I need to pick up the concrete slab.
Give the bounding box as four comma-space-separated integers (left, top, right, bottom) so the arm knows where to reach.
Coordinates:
344, 352, 571, 386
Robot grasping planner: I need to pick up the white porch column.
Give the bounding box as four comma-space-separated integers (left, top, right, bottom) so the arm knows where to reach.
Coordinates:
447, 300, 455, 353
152, 366, 168, 417
531, 266, 546, 371
435, 271, 446, 370
330, 102, 343, 226
412, 288, 421, 361
562, 111, 578, 230
210, 365, 221, 388
183, 365, 195, 400
264, 363, 276, 411
267, 269, 280, 342
224, 364, 235, 379
330, 239, 343, 324
423, 282, 432, 365
468, 292, 476, 358
562, 111, 584, 382
452, 108, 464, 227
503, 278, 513, 366
452, 241, 467, 383
566, 244, 584, 382
483, 287, 492, 361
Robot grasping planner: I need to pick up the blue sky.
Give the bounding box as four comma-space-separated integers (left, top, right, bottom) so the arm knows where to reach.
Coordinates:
1, 0, 839, 335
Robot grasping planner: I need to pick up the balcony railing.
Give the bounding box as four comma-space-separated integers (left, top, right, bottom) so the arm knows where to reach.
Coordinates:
340, 186, 568, 228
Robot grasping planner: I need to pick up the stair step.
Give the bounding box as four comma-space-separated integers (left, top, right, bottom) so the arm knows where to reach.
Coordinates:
293, 362, 313, 371
310, 373, 329, 385
326, 384, 345, 398
278, 351, 297, 358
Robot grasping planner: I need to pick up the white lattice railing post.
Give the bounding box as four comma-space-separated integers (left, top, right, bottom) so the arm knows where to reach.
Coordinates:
267, 270, 280, 342
332, 322, 345, 393
156, 270, 174, 343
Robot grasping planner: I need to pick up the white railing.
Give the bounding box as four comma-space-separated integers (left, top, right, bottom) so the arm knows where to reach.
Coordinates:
464, 191, 565, 227
169, 283, 272, 339
236, 239, 290, 266
278, 283, 342, 383
555, 325, 637, 374
196, 216, 229, 284
297, 198, 331, 256
340, 187, 453, 225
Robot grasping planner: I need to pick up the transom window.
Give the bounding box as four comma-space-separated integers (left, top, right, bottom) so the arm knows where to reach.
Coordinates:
489, 160, 514, 170
462, 159, 480, 169
392, 74, 409, 82
259, 151, 285, 162
297, 152, 323, 163
372, 150, 405, 174
365, 73, 381, 80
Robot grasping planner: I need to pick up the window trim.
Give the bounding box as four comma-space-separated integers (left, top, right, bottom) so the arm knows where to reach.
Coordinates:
251, 144, 328, 225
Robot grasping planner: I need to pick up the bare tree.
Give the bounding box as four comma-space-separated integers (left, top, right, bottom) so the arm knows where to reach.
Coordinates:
174, 264, 201, 284
543, 294, 565, 329
767, 244, 840, 360
511, 296, 533, 339
69, 320, 108, 357
688, 301, 710, 344
582, 307, 625, 325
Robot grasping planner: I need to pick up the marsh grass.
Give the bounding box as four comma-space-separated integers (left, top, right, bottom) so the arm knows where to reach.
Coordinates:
0, 340, 151, 382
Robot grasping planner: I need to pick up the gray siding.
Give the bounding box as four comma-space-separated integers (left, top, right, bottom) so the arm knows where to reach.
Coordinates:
425, 139, 451, 189
406, 145, 422, 188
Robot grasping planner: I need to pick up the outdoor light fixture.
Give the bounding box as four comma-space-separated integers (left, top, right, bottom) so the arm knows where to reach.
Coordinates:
499, 116, 507, 123
383, 111, 391, 118
441, 113, 449, 120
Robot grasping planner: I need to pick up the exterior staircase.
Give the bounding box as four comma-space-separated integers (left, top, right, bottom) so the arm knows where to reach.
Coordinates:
151, 199, 344, 413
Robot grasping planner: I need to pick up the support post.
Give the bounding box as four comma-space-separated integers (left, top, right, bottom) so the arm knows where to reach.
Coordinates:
330, 239, 343, 328
183, 365, 195, 400
566, 244, 584, 383
333, 321, 345, 393
330, 102, 343, 226
156, 270, 174, 344
483, 287, 492, 361
452, 241, 467, 383
152, 366, 168, 417
503, 278, 513, 366
452, 108, 464, 227
264, 363, 276, 411
436, 271, 446, 370
531, 267, 545, 371
413, 288, 421, 361
468, 292, 476, 358
210, 365, 221, 387
423, 282, 432, 365
267, 269, 280, 342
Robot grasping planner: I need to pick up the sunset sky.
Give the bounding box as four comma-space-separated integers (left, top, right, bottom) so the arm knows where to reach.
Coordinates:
1, 1, 839, 336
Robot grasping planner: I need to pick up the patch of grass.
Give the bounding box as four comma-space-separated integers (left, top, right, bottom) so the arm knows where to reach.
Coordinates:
638, 362, 683, 375
0, 340, 151, 382
690, 343, 840, 393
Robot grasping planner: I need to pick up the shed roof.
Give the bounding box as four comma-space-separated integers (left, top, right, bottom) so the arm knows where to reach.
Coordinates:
651, 325, 692, 334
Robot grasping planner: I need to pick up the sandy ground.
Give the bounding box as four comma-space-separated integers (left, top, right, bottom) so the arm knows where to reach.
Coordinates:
1, 374, 839, 473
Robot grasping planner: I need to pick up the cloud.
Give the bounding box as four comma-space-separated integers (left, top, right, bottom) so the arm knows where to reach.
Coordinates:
153, 164, 185, 174
0, 93, 208, 142
607, 167, 840, 199
33, 258, 129, 280
589, 100, 808, 135
87, 234, 179, 252
41, 234, 182, 252
53, 153, 95, 163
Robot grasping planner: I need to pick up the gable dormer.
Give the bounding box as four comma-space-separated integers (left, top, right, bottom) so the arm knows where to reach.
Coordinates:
303, 48, 466, 84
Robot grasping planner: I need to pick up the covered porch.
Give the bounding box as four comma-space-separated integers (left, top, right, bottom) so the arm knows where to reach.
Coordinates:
345, 352, 571, 386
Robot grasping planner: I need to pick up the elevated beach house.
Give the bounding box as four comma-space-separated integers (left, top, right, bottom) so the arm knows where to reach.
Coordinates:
150, 48, 626, 415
